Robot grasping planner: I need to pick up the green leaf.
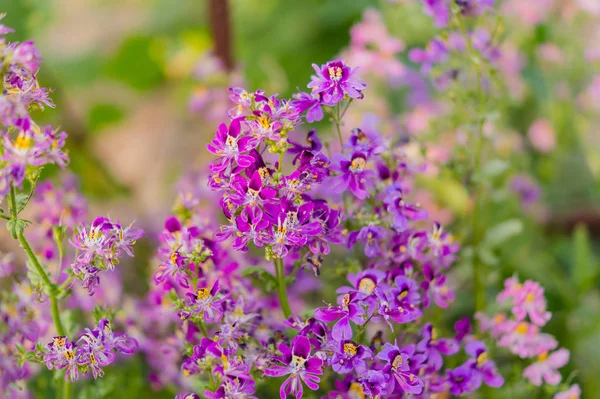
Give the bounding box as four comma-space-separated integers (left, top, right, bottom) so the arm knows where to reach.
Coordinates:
87, 103, 126, 133
242, 266, 277, 293
483, 219, 524, 248
105, 35, 164, 91
572, 224, 598, 292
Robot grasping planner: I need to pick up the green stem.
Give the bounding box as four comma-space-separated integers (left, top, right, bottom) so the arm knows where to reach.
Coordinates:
197, 320, 209, 338
63, 379, 72, 399
333, 103, 344, 147
275, 258, 292, 318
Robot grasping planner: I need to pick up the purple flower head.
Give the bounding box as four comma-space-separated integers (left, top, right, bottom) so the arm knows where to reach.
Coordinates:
377, 342, 424, 395
230, 171, 277, 208
264, 200, 322, 257
230, 205, 269, 252
383, 183, 428, 231
359, 370, 392, 398
11, 41, 42, 72
307, 60, 366, 106
447, 362, 479, 396
330, 340, 372, 374
207, 117, 256, 173
454, 317, 472, 342
187, 279, 229, 323
337, 268, 387, 297
42, 336, 79, 382
510, 174, 541, 210
374, 276, 422, 327
416, 323, 459, 372
314, 292, 366, 341
347, 223, 388, 258
330, 152, 375, 200
287, 129, 323, 164
420, 0, 450, 27
345, 126, 385, 157
465, 340, 504, 388
264, 335, 323, 399
291, 92, 324, 123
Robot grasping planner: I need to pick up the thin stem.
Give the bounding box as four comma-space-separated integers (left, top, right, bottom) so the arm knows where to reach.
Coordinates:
58, 274, 76, 293
17, 229, 54, 289
197, 320, 209, 338
333, 103, 344, 147
275, 258, 292, 318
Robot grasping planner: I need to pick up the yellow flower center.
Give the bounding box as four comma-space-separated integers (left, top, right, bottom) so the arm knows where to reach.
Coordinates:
90, 353, 97, 364
358, 277, 376, 294
64, 349, 75, 361
349, 382, 366, 398
197, 288, 210, 301
516, 322, 528, 334
54, 336, 67, 348
477, 351, 488, 367
342, 294, 351, 308
258, 116, 270, 129
392, 354, 403, 370
293, 355, 307, 367
14, 132, 32, 151
397, 290, 409, 301
431, 328, 438, 343
343, 343, 358, 356
538, 351, 548, 362
169, 252, 178, 264
328, 66, 343, 81
526, 293, 535, 303
350, 157, 366, 172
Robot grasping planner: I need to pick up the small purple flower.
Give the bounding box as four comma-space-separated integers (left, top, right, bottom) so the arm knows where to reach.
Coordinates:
359, 370, 392, 398
383, 183, 428, 231
447, 362, 479, 396
314, 292, 366, 341
347, 223, 388, 258
420, 0, 450, 27
465, 341, 504, 388
187, 280, 229, 323
264, 335, 323, 399
42, 336, 79, 382
416, 323, 459, 372
307, 60, 366, 106
291, 92, 324, 123
377, 343, 424, 395
330, 340, 372, 374
374, 276, 422, 327
330, 152, 375, 200
206, 117, 256, 173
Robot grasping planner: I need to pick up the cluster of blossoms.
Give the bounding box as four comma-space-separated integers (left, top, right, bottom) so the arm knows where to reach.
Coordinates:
0, 19, 143, 397
42, 319, 138, 382
69, 216, 144, 295
0, 285, 50, 397
0, 15, 68, 195
477, 276, 580, 398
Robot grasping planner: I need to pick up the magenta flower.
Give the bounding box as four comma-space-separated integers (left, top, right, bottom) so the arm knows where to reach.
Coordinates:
523, 348, 569, 386
42, 337, 79, 382
330, 152, 375, 200
291, 92, 324, 123
377, 343, 424, 395
374, 276, 422, 327
330, 340, 372, 374
465, 340, 504, 388
187, 280, 229, 323
314, 292, 366, 340
307, 60, 366, 105
417, 323, 459, 372
206, 117, 256, 173
264, 335, 323, 399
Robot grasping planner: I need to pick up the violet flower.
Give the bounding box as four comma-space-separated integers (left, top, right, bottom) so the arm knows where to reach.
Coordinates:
264, 335, 323, 399
307, 60, 366, 105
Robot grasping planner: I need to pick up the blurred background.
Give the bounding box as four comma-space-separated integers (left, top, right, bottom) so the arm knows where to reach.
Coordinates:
0, 0, 599, 398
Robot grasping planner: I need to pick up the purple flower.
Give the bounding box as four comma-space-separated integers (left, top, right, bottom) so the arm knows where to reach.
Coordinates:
330, 152, 375, 200
69, 217, 114, 266
291, 92, 324, 123
314, 292, 366, 341
345, 126, 385, 157
264, 335, 323, 399
230, 171, 277, 208
263, 201, 322, 257
187, 280, 229, 323
348, 223, 388, 258
330, 340, 372, 374
416, 323, 459, 372
206, 117, 256, 173
377, 343, 424, 395
231, 205, 269, 252
420, 0, 450, 27
307, 60, 366, 105
465, 341, 504, 388
523, 348, 568, 386
42, 336, 79, 382
359, 370, 392, 398
337, 269, 387, 297
374, 276, 422, 327
383, 183, 428, 231
447, 362, 479, 396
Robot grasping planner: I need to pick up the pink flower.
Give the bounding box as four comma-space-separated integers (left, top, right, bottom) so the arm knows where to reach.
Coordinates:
528, 119, 556, 153
497, 321, 557, 358
497, 275, 522, 304
512, 280, 551, 326
523, 348, 569, 386
554, 384, 581, 399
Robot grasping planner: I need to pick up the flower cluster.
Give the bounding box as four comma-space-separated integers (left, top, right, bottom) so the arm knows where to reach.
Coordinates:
42, 319, 138, 382
0, 15, 68, 195
477, 276, 579, 397
69, 216, 144, 295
